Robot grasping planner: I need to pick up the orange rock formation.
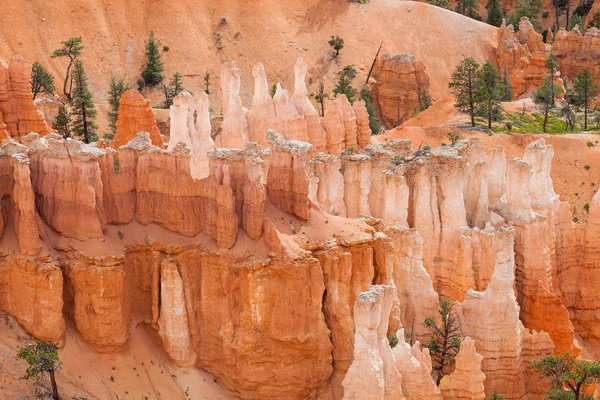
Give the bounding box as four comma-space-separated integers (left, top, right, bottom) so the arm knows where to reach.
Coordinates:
111, 90, 163, 149
0, 56, 50, 139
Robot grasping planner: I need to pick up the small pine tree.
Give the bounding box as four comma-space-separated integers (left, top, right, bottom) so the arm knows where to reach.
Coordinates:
70, 60, 98, 143
419, 89, 433, 111
17, 341, 62, 400
568, 12, 583, 31
488, 394, 505, 400
533, 77, 560, 133
52, 103, 72, 138
106, 72, 130, 139
328, 36, 344, 57
141, 31, 165, 86
270, 83, 277, 98
332, 72, 357, 104
486, 0, 505, 27
531, 353, 600, 400
315, 79, 328, 117
476, 61, 505, 128
360, 88, 381, 134
204, 71, 211, 94
427, 0, 451, 9
456, 0, 482, 20
30, 62, 56, 100
509, 0, 543, 31
449, 57, 480, 127
561, 81, 576, 132
573, 68, 599, 130
160, 72, 185, 108
51, 36, 84, 101
425, 297, 463, 385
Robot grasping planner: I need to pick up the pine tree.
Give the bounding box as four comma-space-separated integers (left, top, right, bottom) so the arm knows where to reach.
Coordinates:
456, 0, 482, 20
488, 395, 505, 400
569, 13, 583, 30
328, 36, 344, 57
360, 88, 381, 134
30, 62, 56, 100
51, 37, 84, 101
419, 89, 433, 111
573, 69, 599, 130
204, 71, 211, 94
486, 0, 505, 27
531, 353, 600, 400
509, 0, 543, 31
17, 341, 62, 400
159, 72, 185, 108
141, 31, 165, 86
315, 79, 328, 117
70, 60, 98, 143
533, 77, 560, 133
52, 103, 72, 138
475, 62, 505, 128
449, 57, 480, 127
333, 72, 357, 104
106, 72, 130, 139
425, 297, 463, 385
561, 79, 576, 131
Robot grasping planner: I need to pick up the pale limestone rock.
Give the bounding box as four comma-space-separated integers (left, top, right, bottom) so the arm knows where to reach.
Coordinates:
219, 62, 248, 148
273, 83, 309, 142
168, 92, 194, 151
158, 259, 198, 367
342, 285, 405, 400
393, 329, 441, 400
439, 337, 485, 400
291, 57, 326, 152
310, 153, 347, 216
247, 62, 278, 146
190, 92, 214, 180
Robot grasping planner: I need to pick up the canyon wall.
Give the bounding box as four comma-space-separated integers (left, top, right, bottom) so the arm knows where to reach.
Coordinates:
2, 55, 600, 399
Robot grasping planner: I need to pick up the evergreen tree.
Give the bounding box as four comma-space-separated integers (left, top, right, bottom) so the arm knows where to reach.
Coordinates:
106, 72, 130, 139
425, 297, 463, 385
569, 12, 583, 30
456, 0, 482, 20
332, 72, 357, 104
531, 353, 600, 400
52, 103, 72, 138
17, 341, 62, 400
449, 57, 480, 127
360, 88, 381, 134
561, 79, 576, 132
419, 89, 433, 111
159, 72, 185, 108
509, 0, 543, 31
427, 0, 451, 9
488, 395, 505, 400
501, 66, 514, 101
573, 69, 599, 130
204, 71, 211, 94
51, 36, 84, 101
533, 77, 560, 133
270, 83, 277, 98
328, 36, 344, 57
141, 31, 165, 86
475, 62, 505, 128
70, 60, 98, 143
30, 62, 56, 100
315, 79, 328, 117
486, 0, 505, 27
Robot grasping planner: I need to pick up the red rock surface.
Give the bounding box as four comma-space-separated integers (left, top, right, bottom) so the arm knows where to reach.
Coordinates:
111, 90, 163, 149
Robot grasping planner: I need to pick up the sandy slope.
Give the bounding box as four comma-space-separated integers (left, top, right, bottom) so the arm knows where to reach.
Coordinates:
0, 0, 497, 107
0, 313, 230, 400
